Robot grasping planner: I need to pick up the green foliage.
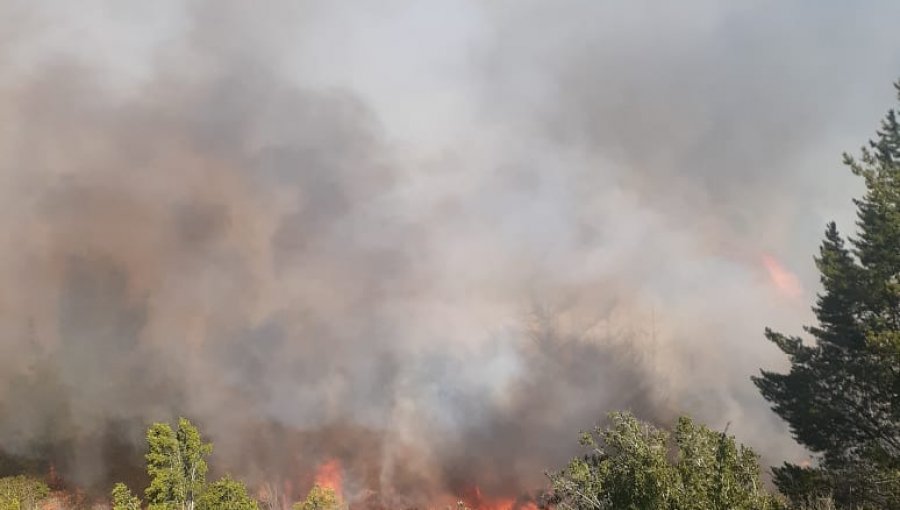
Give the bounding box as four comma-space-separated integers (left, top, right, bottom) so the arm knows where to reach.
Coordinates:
116, 418, 262, 510
293, 484, 340, 510
546, 412, 780, 510
145, 422, 183, 509
145, 417, 212, 510
112, 482, 142, 510
754, 81, 900, 508
0, 475, 50, 510
771, 463, 900, 510
197, 476, 258, 510
796, 496, 837, 510
176, 417, 212, 509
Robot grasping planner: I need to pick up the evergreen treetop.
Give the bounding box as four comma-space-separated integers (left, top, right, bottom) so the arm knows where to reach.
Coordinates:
754, 81, 900, 508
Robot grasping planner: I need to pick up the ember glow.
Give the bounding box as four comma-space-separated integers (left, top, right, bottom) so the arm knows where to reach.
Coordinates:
460, 486, 540, 510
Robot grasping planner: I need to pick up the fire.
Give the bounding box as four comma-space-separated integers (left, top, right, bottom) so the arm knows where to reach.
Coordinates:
761, 253, 802, 299
475, 497, 519, 510
462, 485, 538, 510
47, 463, 60, 489
314, 458, 344, 499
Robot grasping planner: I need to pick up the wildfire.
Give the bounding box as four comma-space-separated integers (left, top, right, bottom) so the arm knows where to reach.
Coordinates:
760, 253, 802, 299
314, 458, 344, 500
462, 485, 538, 510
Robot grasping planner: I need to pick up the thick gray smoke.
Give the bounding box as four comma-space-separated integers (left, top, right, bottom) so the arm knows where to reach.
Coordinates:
0, 0, 899, 507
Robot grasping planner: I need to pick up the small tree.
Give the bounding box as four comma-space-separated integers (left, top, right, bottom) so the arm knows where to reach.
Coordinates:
293, 485, 340, 510
146, 421, 184, 509
0, 475, 50, 510
177, 417, 212, 510
145, 418, 212, 510
545, 412, 781, 510
257, 482, 288, 510
112, 483, 142, 510
197, 476, 258, 510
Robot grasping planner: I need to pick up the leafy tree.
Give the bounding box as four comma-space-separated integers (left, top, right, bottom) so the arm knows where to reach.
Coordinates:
197, 476, 258, 510
0, 475, 50, 510
176, 417, 212, 510
112, 482, 142, 510
145, 418, 212, 510
293, 484, 340, 510
145, 421, 184, 509
545, 412, 780, 510
753, 82, 900, 508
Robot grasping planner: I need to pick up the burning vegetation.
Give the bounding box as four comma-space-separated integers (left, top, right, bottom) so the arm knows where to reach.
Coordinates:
0, 413, 780, 510
2, 2, 900, 510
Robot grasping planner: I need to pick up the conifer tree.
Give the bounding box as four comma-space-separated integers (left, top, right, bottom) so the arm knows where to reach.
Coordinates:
754, 82, 900, 508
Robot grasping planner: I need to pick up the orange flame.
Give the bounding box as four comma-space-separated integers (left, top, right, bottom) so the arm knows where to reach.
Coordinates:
761, 253, 802, 299
482, 498, 515, 510
463, 485, 536, 510
314, 458, 344, 500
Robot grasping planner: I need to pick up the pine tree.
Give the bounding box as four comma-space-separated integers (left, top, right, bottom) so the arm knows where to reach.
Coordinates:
754, 82, 900, 508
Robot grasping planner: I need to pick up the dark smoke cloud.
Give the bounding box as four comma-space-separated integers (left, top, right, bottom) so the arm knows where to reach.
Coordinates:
0, 0, 899, 507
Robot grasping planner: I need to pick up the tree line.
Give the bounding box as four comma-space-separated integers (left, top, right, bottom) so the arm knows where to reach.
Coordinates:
106, 417, 340, 510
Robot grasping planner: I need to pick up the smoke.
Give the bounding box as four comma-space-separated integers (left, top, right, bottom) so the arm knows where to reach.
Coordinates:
0, 0, 899, 506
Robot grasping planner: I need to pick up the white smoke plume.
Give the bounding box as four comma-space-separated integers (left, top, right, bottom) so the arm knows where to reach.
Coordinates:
0, 1, 899, 507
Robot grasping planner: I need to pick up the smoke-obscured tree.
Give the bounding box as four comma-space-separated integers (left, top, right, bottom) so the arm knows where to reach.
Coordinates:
196, 476, 258, 510
293, 485, 340, 510
753, 82, 900, 508
112, 482, 142, 510
544, 412, 780, 510
257, 482, 288, 510
795, 496, 838, 510
145, 418, 212, 510
0, 475, 50, 510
